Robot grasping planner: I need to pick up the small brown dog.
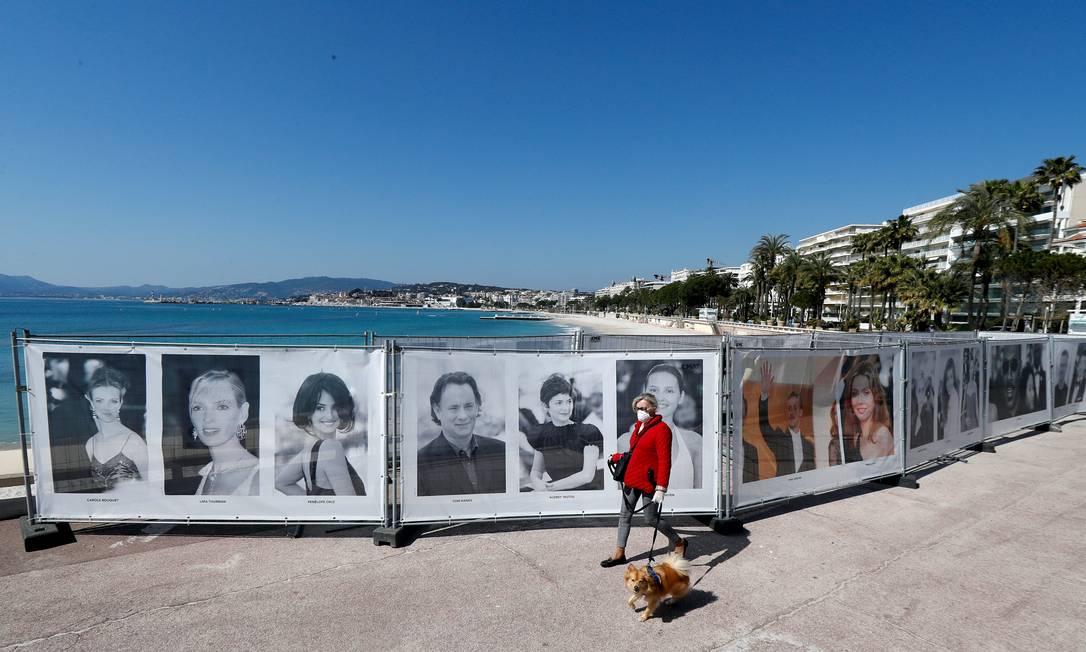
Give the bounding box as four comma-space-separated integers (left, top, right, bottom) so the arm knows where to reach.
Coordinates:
624, 552, 691, 621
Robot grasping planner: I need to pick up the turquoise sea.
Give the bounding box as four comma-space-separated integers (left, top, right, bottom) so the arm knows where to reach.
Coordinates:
0, 297, 571, 446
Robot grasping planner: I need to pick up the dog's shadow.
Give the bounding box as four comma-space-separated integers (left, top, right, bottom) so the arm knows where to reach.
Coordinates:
630, 588, 718, 622
659, 588, 717, 622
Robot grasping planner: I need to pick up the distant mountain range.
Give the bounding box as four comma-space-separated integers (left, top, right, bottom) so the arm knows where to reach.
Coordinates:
0, 274, 398, 300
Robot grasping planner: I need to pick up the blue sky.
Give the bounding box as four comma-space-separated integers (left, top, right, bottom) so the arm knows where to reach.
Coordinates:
2, 1, 1084, 291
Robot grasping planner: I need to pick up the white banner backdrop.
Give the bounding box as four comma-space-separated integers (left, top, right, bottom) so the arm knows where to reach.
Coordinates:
399, 350, 720, 522
25, 344, 385, 522
1050, 337, 1086, 421
904, 343, 984, 468
731, 347, 904, 509
986, 339, 1051, 437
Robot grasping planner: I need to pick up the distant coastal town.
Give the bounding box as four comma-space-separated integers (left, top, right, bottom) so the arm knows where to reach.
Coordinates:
143, 284, 590, 311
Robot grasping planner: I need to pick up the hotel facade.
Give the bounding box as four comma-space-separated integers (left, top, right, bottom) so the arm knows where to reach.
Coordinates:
796, 173, 1086, 323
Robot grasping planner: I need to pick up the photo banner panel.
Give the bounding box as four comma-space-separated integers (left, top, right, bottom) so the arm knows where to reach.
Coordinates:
1050, 337, 1086, 421
731, 345, 904, 509
24, 343, 385, 522
399, 349, 720, 523
986, 338, 1050, 437
904, 343, 983, 469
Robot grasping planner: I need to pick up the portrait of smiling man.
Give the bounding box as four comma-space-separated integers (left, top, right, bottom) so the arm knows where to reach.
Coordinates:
417, 371, 507, 497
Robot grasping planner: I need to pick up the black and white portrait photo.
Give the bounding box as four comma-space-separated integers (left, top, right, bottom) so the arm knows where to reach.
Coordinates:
1053, 343, 1073, 409
161, 354, 260, 496
960, 347, 982, 433
272, 364, 371, 497
414, 356, 507, 497
1052, 340, 1086, 418
616, 359, 704, 489
43, 353, 148, 494
988, 342, 1047, 423
517, 360, 605, 492
908, 350, 936, 449
1070, 343, 1086, 406
936, 349, 962, 443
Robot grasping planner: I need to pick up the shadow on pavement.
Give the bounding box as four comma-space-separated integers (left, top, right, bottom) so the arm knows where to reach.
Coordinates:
660, 588, 718, 622
71, 521, 376, 540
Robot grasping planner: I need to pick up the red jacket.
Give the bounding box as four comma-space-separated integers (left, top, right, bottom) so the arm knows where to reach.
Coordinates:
612, 415, 672, 494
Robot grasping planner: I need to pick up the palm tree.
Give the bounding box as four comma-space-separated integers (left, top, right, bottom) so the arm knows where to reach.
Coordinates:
900, 267, 969, 329
880, 253, 923, 327
770, 250, 803, 323
800, 252, 840, 322
841, 262, 864, 325
882, 214, 919, 252
748, 234, 791, 317
1004, 178, 1045, 243
850, 231, 880, 323
1035, 156, 1085, 248
1003, 249, 1042, 331
867, 216, 919, 325
727, 286, 756, 322
930, 182, 1028, 328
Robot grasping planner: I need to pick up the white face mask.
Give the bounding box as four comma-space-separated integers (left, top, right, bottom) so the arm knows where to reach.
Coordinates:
636, 409, 651, 423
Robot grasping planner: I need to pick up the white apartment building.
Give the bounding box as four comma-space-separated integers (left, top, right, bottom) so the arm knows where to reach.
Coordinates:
1050, 180, 1086, 253
595, 279, 647, 298
795, 224, 882, 315
795, 224, 883, 264
668, 263, 753, 286
800, 172, 1086, 322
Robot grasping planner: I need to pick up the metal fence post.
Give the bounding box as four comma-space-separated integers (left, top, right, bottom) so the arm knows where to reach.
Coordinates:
980, 337, 989, 442
1046, 335, 1060, 431
900, 340, 909, 476
10, 330, 35, 520
723, 337, 734, 520
390, 339, 400, 528
717, 335, 727, 519
384, 338, 397, 529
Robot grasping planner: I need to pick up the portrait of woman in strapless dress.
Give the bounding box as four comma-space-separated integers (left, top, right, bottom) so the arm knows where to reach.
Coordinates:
83, 366, 149, 492
275, 372, 366, 496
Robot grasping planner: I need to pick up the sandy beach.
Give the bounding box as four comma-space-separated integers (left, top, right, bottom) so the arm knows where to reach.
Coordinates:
0, 449, 31, 494
547, 312, 711, 336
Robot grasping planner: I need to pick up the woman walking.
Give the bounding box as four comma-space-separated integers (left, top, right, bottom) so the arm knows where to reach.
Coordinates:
600, 392, 687, 567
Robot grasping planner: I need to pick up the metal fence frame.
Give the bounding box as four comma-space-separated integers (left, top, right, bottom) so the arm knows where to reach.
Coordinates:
10, 328, 1083, 537
11, 331, 387, 526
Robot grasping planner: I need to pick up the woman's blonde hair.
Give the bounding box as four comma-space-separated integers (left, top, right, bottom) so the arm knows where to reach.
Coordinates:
631, 392, 658, 411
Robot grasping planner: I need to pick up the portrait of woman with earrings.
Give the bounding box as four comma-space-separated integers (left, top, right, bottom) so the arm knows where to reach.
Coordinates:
187, 369, 260, 496
83, 365, 150, 492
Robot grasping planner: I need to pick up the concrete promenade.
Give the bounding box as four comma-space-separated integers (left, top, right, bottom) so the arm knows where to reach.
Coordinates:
2, 420, 1084, 650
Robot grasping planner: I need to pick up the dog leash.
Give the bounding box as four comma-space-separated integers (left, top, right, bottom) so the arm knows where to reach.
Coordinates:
645, 493, 664, 590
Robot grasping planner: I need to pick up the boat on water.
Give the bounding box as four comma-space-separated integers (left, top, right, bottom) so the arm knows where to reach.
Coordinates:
480, 312, 551, 321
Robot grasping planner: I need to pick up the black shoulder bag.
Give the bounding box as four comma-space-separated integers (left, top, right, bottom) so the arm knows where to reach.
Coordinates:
607, 421, 655, 483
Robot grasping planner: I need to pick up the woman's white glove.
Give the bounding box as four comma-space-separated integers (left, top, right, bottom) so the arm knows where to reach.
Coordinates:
652, 489, 665, 504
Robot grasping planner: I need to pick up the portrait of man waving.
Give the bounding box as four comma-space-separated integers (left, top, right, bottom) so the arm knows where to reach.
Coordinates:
758, 361, 815, 476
